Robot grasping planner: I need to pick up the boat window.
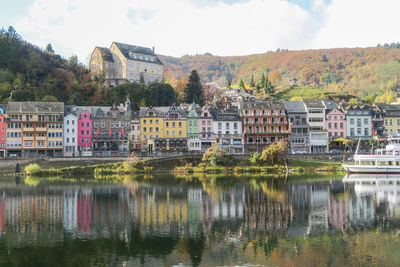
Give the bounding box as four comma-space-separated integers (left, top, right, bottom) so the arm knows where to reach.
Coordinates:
397, 161, 400, 166
388, 161, 393, 166
371, 161, 376, 165
396, 151, 399, 155
379, 161, 386, 166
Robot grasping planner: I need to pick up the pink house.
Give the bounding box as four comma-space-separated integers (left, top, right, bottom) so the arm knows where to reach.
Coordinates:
78, 111, 93, 152
325, 108, 346, 139
199, 105, 215, 152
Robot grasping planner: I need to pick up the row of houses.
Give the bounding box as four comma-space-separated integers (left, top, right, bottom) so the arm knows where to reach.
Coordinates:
0, 98, 400, 157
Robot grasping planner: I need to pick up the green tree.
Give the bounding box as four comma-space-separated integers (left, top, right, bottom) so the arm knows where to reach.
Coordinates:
264, 78, 275, 95
249, 75, 255, 89
239, 78, 245, 89
184, 70, 203, 104
260, 73, 266, 89
45, 43, 54, 54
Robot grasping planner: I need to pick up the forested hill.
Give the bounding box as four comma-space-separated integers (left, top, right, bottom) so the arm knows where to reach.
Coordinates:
0, 26, 101, 105
160, 47, 400, 98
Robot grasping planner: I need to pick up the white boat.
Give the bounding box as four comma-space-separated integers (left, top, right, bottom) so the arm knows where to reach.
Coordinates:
342, 137, 400, 174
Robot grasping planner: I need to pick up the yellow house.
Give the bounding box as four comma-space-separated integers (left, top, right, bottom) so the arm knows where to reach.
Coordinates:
139, 106, 165, 152
376, 103, 400, 136
163, 103, 187, 139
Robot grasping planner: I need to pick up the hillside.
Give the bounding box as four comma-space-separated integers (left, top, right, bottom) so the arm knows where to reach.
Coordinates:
0, 26, 101, 104
160, 47, 400, 99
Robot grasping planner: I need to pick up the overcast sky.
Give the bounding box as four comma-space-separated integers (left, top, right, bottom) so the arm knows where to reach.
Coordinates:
2, 0, 399, 64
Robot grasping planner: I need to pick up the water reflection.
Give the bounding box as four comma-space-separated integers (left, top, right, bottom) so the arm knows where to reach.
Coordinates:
0, 174, 399, 266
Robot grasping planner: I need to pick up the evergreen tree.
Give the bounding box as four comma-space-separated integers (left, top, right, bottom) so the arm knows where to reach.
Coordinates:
260, 73, 266, 89
239, 78, 245, 89
184, 70, 203, 104
249, 75, 255, 88
264, 78, 275, 96
45, 43, 54, 54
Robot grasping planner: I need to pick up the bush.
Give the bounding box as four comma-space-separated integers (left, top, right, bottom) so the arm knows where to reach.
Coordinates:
202, 143, 237, 167
24, 163, 41, 175
261, 142, 288, 165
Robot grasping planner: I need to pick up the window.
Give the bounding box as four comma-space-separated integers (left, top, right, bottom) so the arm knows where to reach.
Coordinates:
357, 119, 361, 127
172, 130, 176, 136
166, 122, 169, 127
328, 123, 332, 129
350, 118, 354, 125
178, 122, 182, 127
179, 130, 182, 136
66, 138, 69, 143
364, 118, 368, 125
350, 128, 355, 136
334, 123, 337, 129
357, 128, 361, 135
364, 128, 369, 136
166, 130, 169, 136
340, 123, 343, 129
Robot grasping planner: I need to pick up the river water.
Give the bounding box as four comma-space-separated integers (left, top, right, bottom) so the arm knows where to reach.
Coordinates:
0, 173, 399, 266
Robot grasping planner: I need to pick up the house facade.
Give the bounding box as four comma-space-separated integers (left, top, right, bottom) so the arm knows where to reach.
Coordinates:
157, 104, 187, 152
5, 102, 64, 157
284, 101, 309, 154
129, 111, 141, 152
303, 100, 328, 153
0, 106, 6, 157
375, 103, 400, 136
92, 103, 130, 156
64, 111, 78, 157
240, 99, 289, 153
211, 107, 244, 154
185, 103, 201, 153
78, 110, 93, 155
344, 105, 372, 140
89, 42, 163, 87
199, 105, 215, 152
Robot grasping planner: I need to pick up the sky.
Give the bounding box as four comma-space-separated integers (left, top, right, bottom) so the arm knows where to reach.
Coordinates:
1, 0, 400, 64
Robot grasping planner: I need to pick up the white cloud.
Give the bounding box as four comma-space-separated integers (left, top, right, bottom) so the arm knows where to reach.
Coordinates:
311, 0, 400, 49
15, 0, 400, 64
15, 0, 315, 63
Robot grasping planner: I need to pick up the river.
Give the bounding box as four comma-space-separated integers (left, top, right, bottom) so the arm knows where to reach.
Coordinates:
0, 173, 399, 266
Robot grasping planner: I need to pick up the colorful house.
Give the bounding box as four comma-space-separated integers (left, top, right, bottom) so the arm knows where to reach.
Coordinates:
159, 103, 187, 151
0, 105, 6, 157
199, 105, 215, 152
239, 99, 289, 153
343, 105, 372, 140
375, 103, 400, 136
5, 102, 64, 157
284, 101, 309, 154
323, 100, 346, 139
184, 103, 201, 153
78, 110, 93, 155
139, 106, 166, 152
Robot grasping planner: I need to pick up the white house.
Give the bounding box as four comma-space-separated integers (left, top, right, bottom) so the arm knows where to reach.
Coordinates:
64, 111, 78, 156
303, 100, 328, 153
211, 107, 244, 154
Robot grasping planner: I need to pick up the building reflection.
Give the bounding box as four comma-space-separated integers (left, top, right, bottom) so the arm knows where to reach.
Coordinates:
0, 174, 399, 250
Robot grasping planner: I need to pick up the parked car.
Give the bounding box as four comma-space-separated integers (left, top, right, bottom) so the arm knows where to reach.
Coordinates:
330, 149, 342, 154
329, 155, 343, 161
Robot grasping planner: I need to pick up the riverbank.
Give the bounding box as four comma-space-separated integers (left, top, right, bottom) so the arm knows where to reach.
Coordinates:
21, 157, 344, 178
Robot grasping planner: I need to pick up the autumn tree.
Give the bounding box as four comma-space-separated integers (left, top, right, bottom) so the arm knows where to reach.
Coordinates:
268, 70, 282, 85
175, 77, 188, 103
184, 70, 203, 104
202, 82, 222, 105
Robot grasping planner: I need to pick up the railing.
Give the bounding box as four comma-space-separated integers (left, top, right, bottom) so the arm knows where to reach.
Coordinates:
244, 130, 290, 134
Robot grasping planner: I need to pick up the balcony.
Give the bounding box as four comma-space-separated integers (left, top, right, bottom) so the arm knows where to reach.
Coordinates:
93, 136, 128, 141
244, 130, 289, 134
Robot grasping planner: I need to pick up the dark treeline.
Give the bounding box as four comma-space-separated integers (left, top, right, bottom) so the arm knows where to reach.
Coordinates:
0, 26, 180, 109
377, 42, 400, 48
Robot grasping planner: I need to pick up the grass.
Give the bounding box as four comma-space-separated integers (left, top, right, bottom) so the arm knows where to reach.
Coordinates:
288, 158, 344, 171
274, 86, 332, 100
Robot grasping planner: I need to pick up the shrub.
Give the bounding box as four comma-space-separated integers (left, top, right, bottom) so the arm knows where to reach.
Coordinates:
24, 163, 41, 175
202, 143, 237, 167
261, 142, 288, 165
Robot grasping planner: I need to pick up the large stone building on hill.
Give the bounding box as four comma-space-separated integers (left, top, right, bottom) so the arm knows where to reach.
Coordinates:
89, 42, 163, 87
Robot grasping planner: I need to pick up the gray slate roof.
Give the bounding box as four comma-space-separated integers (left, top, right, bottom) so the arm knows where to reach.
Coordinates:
6, 102, 64, 114
113, 42, 163, 65
96, 47, 114, 62
284, 101, 306, 113
322, 100, 338, 111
